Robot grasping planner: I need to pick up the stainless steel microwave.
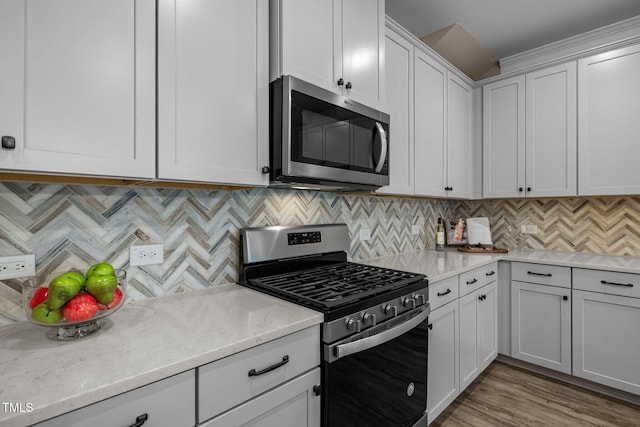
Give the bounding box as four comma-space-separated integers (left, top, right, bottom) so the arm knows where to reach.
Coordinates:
269, 75, 390, 191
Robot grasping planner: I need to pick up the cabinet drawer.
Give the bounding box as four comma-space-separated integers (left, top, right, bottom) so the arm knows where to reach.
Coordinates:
512, 262, 571, 288
459, 262, 498, 297
429, 276, 459, 311
573, 268, 640, 298
198, 326, 320, 423
35, 370, 195, 427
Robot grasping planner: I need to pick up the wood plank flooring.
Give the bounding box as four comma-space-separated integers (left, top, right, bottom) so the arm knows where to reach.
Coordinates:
431, 360, 640, 427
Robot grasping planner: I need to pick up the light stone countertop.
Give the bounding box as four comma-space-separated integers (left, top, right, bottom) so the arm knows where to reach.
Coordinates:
0, 283, 323, 427
361, 248, 640, 282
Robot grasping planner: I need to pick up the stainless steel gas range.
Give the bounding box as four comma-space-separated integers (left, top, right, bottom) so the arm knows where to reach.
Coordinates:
239, 224, 430, 427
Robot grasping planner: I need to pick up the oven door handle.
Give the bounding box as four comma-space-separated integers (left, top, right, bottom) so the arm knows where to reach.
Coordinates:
332, 306, 429, 362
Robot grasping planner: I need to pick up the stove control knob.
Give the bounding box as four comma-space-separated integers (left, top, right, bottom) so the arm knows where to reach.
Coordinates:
384, 304, 398, 317
362, 312, 377, 327
345, 317, 362, 333
412, 293, 426, 306
403, 297, 416, 309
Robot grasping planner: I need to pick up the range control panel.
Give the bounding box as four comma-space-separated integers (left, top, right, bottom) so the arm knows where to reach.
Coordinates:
288, 231, 322, 245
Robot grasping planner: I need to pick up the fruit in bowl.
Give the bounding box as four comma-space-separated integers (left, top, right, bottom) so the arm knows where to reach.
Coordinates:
24, 263, 126, 328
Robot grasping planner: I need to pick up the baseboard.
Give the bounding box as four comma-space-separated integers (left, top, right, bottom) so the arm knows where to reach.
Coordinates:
496, 355, 640, 406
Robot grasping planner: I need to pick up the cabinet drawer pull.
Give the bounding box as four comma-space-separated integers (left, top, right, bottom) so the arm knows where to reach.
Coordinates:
563, 295, 568, 301
128, 413, 148, 427
248, 355, 289, 377
486, 271, 495, 276
601, 280, 634, 288
437, 289, 452, 297
466, 278, 478, 285
1, 136, 16, 149
527, 271, 552, 277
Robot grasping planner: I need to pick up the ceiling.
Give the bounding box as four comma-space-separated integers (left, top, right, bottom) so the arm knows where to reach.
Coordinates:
385, 0, 640, 60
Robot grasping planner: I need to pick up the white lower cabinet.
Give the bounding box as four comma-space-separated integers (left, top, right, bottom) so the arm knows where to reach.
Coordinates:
34, 370, 195, 427
198, 326, 320, 425
511, 281, 572, 374
459, 281, 498, 389
426, 299, 459, 425
200, 368, 321, 427
573, 268, 640, 395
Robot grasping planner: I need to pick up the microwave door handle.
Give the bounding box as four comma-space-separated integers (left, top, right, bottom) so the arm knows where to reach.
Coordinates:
374, 122, 388, 173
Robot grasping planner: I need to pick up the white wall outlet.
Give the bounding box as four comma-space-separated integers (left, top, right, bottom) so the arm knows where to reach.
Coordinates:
521, 224, 538, 234
359, 228, 372, 241
0, 254, 36, 280
130, 244, 164, 267
411, 224, 421, 235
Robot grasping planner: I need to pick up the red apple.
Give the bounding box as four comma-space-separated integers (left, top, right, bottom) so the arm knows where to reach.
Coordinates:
29, 287, 49, 309
97, 287, 123, 310
62, 292, 98, 322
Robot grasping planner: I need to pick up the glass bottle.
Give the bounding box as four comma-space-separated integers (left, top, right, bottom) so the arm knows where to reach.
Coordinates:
435, 218, 445, 251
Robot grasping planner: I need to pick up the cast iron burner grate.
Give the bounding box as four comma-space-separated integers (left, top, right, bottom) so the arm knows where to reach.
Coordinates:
248, 262, 422, 310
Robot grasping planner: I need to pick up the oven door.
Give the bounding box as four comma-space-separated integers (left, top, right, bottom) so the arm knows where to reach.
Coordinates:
322, 305, 429, 427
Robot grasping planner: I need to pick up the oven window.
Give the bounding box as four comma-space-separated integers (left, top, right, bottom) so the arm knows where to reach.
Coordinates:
290, 91, 387, 174
322, 319, 428, 427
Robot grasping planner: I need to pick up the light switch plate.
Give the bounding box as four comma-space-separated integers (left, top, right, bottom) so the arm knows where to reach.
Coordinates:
359, 229, 372, 241
412, 224, 421, 235
521, 224, 538, 234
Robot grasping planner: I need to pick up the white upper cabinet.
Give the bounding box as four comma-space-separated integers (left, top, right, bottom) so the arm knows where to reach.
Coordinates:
271, 0, 385, 109
483, 62, 577, 199
446, 73, 473, 199
157, 0, 269, 186
526, 63, 577, 197
578, 43, 640, 196
414, 50, 447, 197
375, 28, 414, 195
0, 0, 155, 179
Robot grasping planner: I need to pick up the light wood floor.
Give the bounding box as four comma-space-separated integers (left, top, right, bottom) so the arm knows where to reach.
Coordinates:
431, 360, 640, 427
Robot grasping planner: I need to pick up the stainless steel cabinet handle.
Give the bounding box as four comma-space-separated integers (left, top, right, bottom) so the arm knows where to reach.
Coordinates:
332, 307, 430, 362
527, 271, 552, 277
601, 280, 634, 288
248, 355, 289, 377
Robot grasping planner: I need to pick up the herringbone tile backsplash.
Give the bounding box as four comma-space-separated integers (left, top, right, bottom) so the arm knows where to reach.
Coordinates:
3, 181, 640, 325
0, 182, 452, 324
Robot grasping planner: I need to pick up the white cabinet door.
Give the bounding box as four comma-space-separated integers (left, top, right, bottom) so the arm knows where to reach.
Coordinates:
414, 50, 446, 197
158, 0, 269, 186
460, 282, 498, 390
526, 62, 577, 197
573, 290, 640, 395
201, 368, 321, 427
271, 0, 384, 109
0, 0, 155, 179
477, 281, 498, 369
35, 371, 195, 427
270, 0, 336, 93
511, 281, 572, 374
482, 75, 526, 199
578, 43, 640, 196
427, 300, 459, 425
446, 73, 472, 199
341, 0, 385, 109
376, 27, 413, 195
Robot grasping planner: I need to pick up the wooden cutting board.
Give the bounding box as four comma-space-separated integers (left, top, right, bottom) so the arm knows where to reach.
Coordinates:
457, 244, 508, 254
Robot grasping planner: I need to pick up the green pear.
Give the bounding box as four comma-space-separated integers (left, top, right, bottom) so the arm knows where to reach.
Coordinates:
31, 303, 63, 324
85, 274, 118, 305
57, 271, 86, 287
47, 275, 83, 309
86, 263, 115, 278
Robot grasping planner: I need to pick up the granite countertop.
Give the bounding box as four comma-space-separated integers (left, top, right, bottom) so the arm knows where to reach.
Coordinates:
361, 248, 640, 282
0, 284, 323, 427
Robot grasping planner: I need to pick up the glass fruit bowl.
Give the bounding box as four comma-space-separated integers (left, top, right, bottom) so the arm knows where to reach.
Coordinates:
22, 268, 126, 340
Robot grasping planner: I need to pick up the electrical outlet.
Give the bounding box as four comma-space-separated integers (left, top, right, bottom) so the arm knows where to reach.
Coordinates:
521, 224, 538, 234
411, 224, 421, 235
130, 244, 164, 267
359, 228, 372, 241
0, 254, 36, 280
